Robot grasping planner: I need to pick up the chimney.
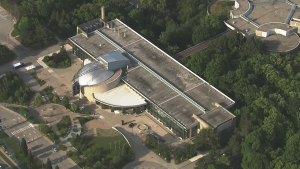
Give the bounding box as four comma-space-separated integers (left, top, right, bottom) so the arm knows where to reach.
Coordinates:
101, 6, 105, 20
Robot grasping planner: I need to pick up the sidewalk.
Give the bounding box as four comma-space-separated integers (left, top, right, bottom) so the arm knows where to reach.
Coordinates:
0, 148, 21, 169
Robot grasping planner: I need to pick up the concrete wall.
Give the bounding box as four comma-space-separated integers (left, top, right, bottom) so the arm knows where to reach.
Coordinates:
107, 60, 130, 71
215, 118, 235, 133
290, 20, 300, 33
82, 71, 121, 101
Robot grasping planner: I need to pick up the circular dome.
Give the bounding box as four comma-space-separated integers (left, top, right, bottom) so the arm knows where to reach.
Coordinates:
75, 62, 114, 86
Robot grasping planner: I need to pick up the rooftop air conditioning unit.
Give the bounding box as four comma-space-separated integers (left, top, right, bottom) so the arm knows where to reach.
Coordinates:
232, 21, 236, 24
245, 29, 249, 32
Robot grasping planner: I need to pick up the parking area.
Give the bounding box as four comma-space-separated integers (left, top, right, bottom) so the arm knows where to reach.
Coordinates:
0, 106, 79, 169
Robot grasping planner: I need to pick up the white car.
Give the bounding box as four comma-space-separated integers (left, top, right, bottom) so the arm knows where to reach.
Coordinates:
53, 148, 58, 152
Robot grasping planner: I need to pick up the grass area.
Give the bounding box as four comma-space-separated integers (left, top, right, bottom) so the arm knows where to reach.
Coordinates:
11, 28, 19, 37
15, 37, 20, 41
210, 1, 235, 18
0, 131, 43, 169
77, 117, 94, 126
30, 72, 46, 86
0, 150, 18, 169
0, 44, 17, 66
7, 107, 40, 124
57, 116, 71, 137
82, 134, 126, 158
59, 144, 67, 151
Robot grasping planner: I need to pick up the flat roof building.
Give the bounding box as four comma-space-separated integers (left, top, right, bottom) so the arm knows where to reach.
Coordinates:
225, 0, 300, 52
69, 17, 236, 139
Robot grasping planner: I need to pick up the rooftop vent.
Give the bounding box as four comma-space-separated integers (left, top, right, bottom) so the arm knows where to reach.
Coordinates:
232, 21, 236, 24
245, 29, 249, 32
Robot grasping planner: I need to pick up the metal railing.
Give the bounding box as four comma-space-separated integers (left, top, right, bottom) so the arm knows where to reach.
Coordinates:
95, 30, 206, 113
285, 4, 297, 24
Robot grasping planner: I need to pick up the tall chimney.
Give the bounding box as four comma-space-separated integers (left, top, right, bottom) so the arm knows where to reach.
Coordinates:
101, 6, 105, 20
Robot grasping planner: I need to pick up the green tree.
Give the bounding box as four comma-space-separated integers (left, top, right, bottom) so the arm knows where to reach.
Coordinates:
193, 128, 219, 151
34, 93, 43, 106
61, 96, 69, 108
45, 158, 52, 169
70, 104, 78, 112
20, 138, 28, 156
55, 165, 59, 169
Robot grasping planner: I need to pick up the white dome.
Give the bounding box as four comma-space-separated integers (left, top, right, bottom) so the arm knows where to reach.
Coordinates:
76, 62, 114, 86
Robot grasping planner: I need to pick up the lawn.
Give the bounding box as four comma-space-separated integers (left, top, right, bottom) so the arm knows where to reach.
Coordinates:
57, 116, 71, 137
30, 71, 46, 86
0, 131, 43, 169
11, 28, 19, 37
82, 133, 127, 158
210, 1, 235, 18
0, 44, 17, 66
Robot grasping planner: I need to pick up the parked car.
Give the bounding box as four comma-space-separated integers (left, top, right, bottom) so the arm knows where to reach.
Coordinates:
53, 147, 58, 152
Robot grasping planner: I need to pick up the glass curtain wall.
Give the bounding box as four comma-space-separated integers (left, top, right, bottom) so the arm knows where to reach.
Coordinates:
73, 45, 94, 61
148, 104, 188, 139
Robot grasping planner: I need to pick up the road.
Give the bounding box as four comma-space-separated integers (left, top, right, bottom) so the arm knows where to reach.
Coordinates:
0, 158, 10, 169
0, 106, 79, 169
0, 6, 60, 76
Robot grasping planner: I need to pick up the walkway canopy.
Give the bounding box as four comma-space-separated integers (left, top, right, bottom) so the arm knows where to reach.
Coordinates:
94, 84, 147, 108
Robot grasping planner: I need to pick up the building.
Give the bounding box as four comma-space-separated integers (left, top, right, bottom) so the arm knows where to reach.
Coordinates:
224, 0, 300, 52
68, 8, 236, 139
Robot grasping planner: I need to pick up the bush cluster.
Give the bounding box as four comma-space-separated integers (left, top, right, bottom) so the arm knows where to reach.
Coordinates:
42, 46, 71, 68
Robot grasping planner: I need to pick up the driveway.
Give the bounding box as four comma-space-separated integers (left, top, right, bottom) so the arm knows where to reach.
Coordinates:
0, 106, 80, 169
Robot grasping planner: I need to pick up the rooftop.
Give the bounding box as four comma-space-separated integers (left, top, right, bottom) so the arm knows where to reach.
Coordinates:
200, 107, 235, 128
94, 84, 147, 107
231, 0, 251, 16
247, 3, 291, 25
257, 22, 296, 32
70, 32, 117, 59
78, 18, 103, 34
99, 51, 129, 63
256, 33, 300, 52
71, 19, 235, 128
225, 17, 257, 35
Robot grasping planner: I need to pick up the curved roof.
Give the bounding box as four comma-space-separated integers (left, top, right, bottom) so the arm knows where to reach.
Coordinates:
76, 62, 114, 86
94, 84, 147, 108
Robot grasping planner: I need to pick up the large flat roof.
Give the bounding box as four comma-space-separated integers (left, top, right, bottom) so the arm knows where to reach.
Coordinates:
70, 32, 117, 59
247, 3, 291, 25
71, 19, 235, 128
225, 18, 257, 35
200, 107, 235, 128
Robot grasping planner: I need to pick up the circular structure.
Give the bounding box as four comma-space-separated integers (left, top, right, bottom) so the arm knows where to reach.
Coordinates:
256, 33, 300, 52
137, 124, 148, 131
76, 62, 114, 86
225, 0, 300, 53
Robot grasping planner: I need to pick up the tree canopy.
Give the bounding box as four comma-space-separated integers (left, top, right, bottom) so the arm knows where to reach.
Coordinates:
185, 32, 300, 168
1, 0, 226, 54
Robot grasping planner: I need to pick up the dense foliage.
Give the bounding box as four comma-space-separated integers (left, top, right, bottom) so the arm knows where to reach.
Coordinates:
1, 0, 226, 55
68, 135, 132, 168
42, 46, 71, 68
0, 44, 17, 66
0, 71, 34, 105
56, 116, 71, 137
33, 93, 44, 107
145, 134, 172, 162
39, 123, 60, 144
182, 32, 300, 168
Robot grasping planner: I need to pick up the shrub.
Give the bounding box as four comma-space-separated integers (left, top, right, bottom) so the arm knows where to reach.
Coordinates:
34, 93, 43, 107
